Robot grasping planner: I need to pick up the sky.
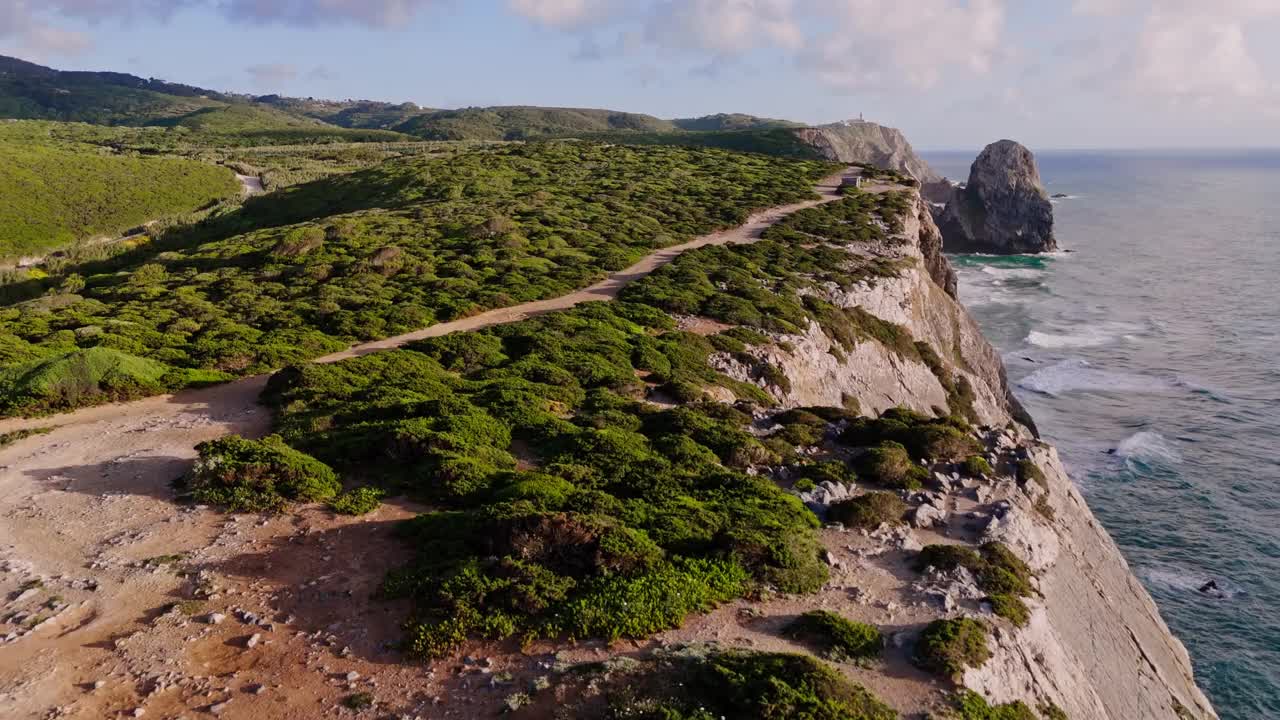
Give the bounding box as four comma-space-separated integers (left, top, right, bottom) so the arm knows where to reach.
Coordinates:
2, 0, 1279, 150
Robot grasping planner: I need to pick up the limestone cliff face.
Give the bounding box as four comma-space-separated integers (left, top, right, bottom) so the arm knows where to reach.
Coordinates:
965, 442, 1218, 720
792, 121, 953, 201
712, 185, 1215, 719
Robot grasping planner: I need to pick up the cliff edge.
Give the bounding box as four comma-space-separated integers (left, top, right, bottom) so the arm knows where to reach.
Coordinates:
794, 120, 954, 202
707, 184, 1214, 718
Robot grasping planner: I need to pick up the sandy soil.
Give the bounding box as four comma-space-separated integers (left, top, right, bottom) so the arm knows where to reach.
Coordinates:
0, 169, 959, 720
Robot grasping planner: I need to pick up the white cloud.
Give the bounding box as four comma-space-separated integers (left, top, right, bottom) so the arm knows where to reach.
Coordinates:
0, 1, 92, 58
801, 0, 1005, 91
508, 0, 618, 29
1072, 0, 1280, 104
219, 0, 442, 27
643, 0, 803, 55
514, 0, 1007, 92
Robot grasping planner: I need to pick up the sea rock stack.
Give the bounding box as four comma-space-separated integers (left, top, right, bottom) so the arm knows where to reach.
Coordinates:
937, 140, 1056, 254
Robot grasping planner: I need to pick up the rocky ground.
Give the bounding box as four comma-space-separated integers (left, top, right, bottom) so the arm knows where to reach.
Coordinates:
0, 403, 1048, 719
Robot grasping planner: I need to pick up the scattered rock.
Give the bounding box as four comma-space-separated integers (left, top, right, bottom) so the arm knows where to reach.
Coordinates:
245, 633, 261, 649
205, 613, 226, 625
910, 503, 946, 529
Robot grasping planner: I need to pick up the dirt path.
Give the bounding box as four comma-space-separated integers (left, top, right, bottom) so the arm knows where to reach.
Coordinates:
235, 173, 265, 196
0, 169, 870, 719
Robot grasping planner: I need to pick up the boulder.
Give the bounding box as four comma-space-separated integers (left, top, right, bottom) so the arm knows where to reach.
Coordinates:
937, 140, 1056, 254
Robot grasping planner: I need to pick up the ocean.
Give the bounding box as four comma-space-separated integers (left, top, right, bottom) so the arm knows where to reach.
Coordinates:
924, 150, 1280, 720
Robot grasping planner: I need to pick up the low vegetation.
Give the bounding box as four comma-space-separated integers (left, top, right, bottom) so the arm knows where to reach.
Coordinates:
844, 407, 983, 461
963, 455, 993, 476
784, 610, 884, 662
916, 542, 1036, 626
0, 425, 52, 449
915, 617, 991, 678
0, 142, 833, 417
178, 434, 341, 513
329, 486, 385, 515
947, 690, 1046, 720
540, 648, 898, 720
0, 142, 239, 259
828, 492, 907, 529
262, 301, 827, 657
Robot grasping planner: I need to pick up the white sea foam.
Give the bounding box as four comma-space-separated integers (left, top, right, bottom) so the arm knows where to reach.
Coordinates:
981, 266, 1046, 281
1017, 359, 1175, 396
1027, 329, 1111, 348
1114, 431, 1182, 465
1141, 565, 1239, 599
1026, 322, 1143, 349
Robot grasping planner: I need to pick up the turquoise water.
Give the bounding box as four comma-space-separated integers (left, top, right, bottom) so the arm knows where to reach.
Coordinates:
925, 150, 1280, 720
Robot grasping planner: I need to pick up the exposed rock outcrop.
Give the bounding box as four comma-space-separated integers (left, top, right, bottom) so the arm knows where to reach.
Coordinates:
707, 181, 1214, 719
965, 445, 1217, 720
937, 139, 1057, 254
793, 120, 953, 201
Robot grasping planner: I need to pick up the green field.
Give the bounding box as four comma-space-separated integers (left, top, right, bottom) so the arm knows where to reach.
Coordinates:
0, 142, 240, 260
0, 142, 834, 416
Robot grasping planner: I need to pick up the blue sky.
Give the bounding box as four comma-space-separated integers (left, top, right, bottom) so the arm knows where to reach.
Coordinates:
3, 1, 1279, 150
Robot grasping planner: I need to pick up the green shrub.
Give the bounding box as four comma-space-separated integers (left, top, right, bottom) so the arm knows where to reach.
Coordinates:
962, 455, 993, 477
840, 407, 980, 462
915, 618, 991, 678
916, 543, 1036, 625
0, 143, 834, 417
329, 486, 385, 515
985, 593, 1030, 627
0, 347, 170, 416
1039, 703, 1069, 720
0, 426, 52, 449
916, 544, 984, 573
546, 558, 748, 643
858, 441, 928, 490
1017, 459, 1048, 490
341, 692, 374, 710
828, 492, 906, 529
181, 434, 340, 513
784, 610, 883, 662
950, 690, 1040, 720
589, 649, 898, 720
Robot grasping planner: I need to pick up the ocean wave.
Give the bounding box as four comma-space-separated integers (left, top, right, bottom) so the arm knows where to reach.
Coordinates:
1017, 359, 1175, 396
1114, 431, 1183, 465
1027, 329, 1112, 348
1141, 565, 1241, 600
1026, 321, 1144, 349
981, 266, 1046, 281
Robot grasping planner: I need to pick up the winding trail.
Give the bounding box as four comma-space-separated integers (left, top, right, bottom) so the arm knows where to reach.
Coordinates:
235, 172, 265, 196
0, 167, 852, 440
0, 167, 876, 718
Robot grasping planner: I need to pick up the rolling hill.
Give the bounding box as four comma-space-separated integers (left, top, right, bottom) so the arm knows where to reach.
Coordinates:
0, 139, 240, 260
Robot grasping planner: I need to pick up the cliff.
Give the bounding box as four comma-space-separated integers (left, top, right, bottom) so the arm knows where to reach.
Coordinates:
706, 186, 1215, 718
793, 121, 953, 201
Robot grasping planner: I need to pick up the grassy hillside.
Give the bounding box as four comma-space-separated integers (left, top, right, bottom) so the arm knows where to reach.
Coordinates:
150, 104, 411, 145
0, 55, 228, 125
672, 113, 804, 131
392, 106, 677, 140
0, 142, 834, 416
250, 188, 926, 657
580, 127, 822, 159
0, 142, 240, 259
